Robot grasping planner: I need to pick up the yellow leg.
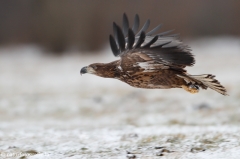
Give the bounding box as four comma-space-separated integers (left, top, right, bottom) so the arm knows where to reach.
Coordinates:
182, 85, 199, 94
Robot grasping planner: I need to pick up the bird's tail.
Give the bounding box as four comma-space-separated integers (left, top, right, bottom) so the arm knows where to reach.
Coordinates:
178, 74, 228, 95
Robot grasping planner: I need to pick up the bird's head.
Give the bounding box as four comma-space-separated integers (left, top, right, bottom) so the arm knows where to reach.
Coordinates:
80, 62, 119, 78
80, 64, 98, 75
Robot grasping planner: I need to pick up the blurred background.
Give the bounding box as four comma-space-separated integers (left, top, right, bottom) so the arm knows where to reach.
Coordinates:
0, 1, 240, 158
0, 0, 239, 53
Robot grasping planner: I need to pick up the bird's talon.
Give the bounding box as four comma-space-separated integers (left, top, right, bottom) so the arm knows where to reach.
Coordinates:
182, 84, 199, 94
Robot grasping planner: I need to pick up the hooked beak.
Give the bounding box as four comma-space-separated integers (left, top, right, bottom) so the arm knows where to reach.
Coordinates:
80, 66, 88, 75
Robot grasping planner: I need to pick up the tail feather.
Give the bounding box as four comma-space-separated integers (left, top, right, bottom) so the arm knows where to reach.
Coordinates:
189, 74, 227, 95
178, 74, 228, 95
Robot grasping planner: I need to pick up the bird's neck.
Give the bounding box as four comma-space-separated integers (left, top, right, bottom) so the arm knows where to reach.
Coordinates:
97, 60, 122, 79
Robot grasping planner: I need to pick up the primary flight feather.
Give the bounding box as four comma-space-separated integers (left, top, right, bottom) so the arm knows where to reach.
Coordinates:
80, 13, 227, 95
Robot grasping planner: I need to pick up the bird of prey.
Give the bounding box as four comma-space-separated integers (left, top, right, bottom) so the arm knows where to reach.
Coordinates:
80, 13, 227, 95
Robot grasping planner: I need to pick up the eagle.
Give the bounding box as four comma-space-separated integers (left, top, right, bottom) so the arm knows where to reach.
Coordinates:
80, 13, 227, 95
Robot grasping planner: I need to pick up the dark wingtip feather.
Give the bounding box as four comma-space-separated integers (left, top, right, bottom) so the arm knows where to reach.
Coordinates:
142, 35, 158, 48
151, 41, 171, 48
109, 35, 119, 56
127, 28, 135, 49
134, 31, 146, 48
115, 24, 126, 52
136, 19, 150, 36
132, 14, 140, 34
146, 24, 162, 36
122, 13, 129, 37
113, 22, 118, 40
157, 29, 175, 36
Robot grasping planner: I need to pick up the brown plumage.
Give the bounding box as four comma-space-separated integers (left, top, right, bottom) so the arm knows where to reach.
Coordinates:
80, 13, 227, 95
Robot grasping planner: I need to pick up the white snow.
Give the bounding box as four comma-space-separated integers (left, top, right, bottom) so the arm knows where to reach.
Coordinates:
0, 37, 240, 158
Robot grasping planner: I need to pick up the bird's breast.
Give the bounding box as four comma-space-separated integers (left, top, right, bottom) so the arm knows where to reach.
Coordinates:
119, 70, 184, 89
119, 72, 161, 88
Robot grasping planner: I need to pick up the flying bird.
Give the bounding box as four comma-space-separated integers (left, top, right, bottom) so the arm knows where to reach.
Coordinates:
80, 13, 227, 95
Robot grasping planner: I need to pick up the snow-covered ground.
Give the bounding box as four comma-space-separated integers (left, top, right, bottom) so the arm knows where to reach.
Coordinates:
0, 38, 240, 159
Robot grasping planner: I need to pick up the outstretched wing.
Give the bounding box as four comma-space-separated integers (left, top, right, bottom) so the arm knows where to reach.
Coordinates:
109, 13, 195, 72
